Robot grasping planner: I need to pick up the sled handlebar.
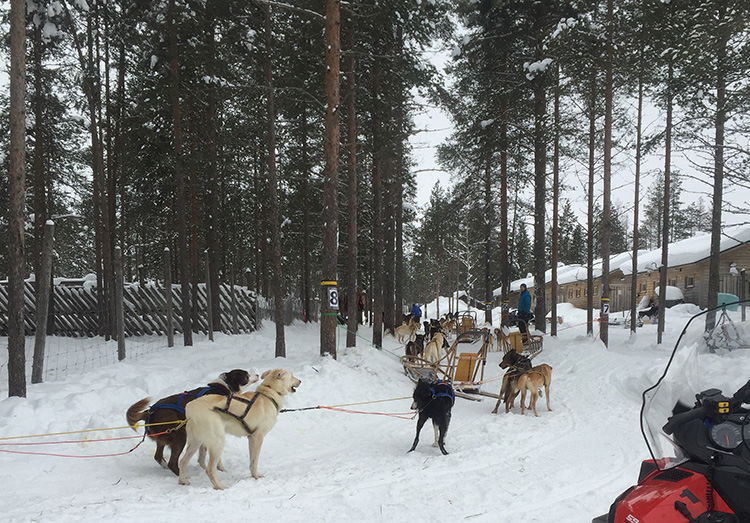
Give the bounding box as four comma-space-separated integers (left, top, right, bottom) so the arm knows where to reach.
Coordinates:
663, 406, 708, 435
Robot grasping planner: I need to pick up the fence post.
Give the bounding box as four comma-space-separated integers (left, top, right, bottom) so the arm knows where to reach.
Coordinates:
115, 246, 126, 360
164, 247, 174, 347
205, 250, 214, 341
32, 221, 54, 384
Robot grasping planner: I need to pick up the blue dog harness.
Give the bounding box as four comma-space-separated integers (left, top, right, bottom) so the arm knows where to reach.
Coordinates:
430, 380, 455, 407
145, 386, 226, 429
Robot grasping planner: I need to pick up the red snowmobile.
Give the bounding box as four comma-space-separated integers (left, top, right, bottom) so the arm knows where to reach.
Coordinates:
594, 303, 750, 523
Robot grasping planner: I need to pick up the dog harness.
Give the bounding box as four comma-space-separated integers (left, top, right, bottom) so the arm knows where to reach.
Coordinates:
148, 386, 221, 416
212, 391, 281, 435
430, 381, 456, 407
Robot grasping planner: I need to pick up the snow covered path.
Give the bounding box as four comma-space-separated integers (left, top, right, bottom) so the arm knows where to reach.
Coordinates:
0, 304, 693, 522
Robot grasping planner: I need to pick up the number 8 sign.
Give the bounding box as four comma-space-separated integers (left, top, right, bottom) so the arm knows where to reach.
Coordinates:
328, 288, 339, 310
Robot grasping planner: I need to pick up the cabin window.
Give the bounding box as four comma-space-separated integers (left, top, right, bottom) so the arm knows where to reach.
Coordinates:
686, 276, 695, 288
576, 289, 581, 298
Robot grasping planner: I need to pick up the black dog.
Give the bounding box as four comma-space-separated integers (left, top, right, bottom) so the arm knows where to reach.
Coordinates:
126, 369, 256, 475
409, 378, 455, 455
405, 333, 425, 357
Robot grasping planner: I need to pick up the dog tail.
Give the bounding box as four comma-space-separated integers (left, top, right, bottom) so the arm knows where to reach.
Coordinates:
126, 398, 151, 431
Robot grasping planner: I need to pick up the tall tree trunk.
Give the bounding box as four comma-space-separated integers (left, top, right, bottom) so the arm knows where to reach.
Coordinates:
383, 153, 395, 334
500, 61, 509, 327
630, 49, 644, 334
300, 109, 312, 323
600, 0, 613, 347
657, 62, 673, 344
586, 81, 595, 336
321, 0, 340, 357
345, 29, 359, 348
104, 9, 117, 342
394, 27, 404, 326
169, 0, 193, 345
116, 43, 127, 281
205, 2, 221, 333
484, 152, 493, 324
551, 64, 560, 337
265, 4, 285, 356
532, 34, 547, 335
32, 21, 46, 285
706, 5, 727, 331
7, 0, 27, 398
188, 93, 200, 332
371, 39, 384, 349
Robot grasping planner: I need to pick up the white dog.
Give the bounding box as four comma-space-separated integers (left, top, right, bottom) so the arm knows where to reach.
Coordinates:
178, 368, 301, 490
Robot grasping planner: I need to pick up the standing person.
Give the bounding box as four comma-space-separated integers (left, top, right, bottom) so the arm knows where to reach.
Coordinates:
517, 283, 532, 344
411, 303, 422, 325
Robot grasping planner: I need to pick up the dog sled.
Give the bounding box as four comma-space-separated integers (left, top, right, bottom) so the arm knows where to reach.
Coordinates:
495, 327, 544, 360
402, 328, 497, 401
456, 311, 477, 339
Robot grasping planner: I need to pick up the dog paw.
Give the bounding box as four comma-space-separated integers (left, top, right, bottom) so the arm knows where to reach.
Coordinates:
178, 477, 190, 486
213, 484, 226, 490
252, 473, 264, 479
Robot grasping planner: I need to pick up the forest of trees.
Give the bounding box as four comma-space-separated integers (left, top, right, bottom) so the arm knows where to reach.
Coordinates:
3, 0, 750, 392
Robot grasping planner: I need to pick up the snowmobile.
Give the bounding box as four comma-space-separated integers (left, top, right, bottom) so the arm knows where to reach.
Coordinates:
593, 302, 750, 523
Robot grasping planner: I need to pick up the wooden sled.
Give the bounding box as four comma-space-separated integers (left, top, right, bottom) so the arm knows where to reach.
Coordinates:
495, 327, 544, 360
402, 328, 496, 401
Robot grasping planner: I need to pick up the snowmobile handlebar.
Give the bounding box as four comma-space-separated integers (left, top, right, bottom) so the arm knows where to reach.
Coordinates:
663, 406, 709, 435
731, 379, 750, 406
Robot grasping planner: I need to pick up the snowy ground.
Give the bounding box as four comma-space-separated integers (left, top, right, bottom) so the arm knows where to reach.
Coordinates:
0, 300, 741, 522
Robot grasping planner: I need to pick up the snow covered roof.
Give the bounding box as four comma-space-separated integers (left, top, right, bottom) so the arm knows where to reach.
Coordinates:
492, 224, 750, 296
619, 224, 750, 275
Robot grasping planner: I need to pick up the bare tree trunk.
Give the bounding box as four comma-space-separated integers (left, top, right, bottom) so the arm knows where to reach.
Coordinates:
630, 65, 644, 333
706, 5, 727, 331
532, 60, 547, 334
265, 4, 285, 356
32, 22, 46, 285
205, 1, 221, 333
587, 82, 595, 336
169, 0, 193, 345
551, 64, 560, 337
321, 0, 340, 357
383, 153, 395, 334
600, 0, 614, 347
394, 27, 405, 327
8, 0, 27, 398
500, 66, 509, 326
371, 39, 384, 348
344, 29, 359, 348
657, 62, 673, 344
188, 93, 200, 333
484, 153, 493, 325
300, 110, 312, 323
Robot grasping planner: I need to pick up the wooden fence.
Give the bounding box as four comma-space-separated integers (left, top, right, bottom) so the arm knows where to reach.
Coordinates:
0, 280, 258, 337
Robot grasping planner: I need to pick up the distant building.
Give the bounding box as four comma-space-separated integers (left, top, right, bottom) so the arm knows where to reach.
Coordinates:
494, 224, 750, 312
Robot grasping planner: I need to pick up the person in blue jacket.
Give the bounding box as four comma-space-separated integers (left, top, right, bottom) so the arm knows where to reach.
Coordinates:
411, 303, 422, 324
517, 283, 532, 343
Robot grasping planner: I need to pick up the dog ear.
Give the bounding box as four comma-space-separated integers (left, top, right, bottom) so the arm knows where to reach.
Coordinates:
261, 369, 272, 379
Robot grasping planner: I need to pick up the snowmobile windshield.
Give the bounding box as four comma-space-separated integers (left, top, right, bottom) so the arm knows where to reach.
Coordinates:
641, 302, 750, 470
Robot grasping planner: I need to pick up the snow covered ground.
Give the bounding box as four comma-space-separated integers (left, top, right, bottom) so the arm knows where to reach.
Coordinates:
0, 300, 742, 522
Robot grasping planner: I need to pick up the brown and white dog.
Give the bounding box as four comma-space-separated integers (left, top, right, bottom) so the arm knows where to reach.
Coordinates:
126, 369, 257, 475
491, 350, 552, 416
395, 322, 418, 344
516, 363, 553, 417
178, 368, 301, 490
